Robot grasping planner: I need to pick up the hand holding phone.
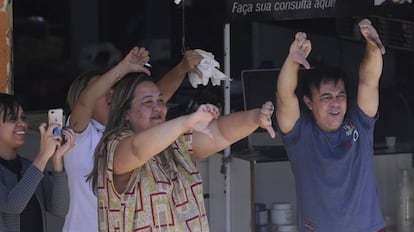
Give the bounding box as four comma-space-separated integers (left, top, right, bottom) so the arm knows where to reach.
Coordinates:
48, 108, 64, 135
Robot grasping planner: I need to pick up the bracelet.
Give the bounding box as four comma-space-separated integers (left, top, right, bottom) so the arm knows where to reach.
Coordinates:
113, 71, 121, 81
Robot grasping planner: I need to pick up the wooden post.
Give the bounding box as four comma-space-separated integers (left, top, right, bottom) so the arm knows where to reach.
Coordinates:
0, 0, 13, 93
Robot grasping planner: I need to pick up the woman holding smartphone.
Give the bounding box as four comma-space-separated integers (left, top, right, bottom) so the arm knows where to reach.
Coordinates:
0, 93, 75, 232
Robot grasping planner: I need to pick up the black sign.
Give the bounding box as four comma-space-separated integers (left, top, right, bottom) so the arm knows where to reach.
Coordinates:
225, 0, 374, 22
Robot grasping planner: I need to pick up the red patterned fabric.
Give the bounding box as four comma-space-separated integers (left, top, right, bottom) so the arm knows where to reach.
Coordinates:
97, 130, 209, 232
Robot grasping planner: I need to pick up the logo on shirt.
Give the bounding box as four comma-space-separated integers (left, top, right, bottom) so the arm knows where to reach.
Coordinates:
342, 120, 359, 149
343, 120, 359, 141
342, 120, 354, 136
304, 220, 317, 232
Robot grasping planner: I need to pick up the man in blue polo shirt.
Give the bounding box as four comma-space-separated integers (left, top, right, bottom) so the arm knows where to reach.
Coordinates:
275, 18, 386, 232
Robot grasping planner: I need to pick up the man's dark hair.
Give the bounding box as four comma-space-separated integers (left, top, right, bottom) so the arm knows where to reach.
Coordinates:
300, 65, 348, 100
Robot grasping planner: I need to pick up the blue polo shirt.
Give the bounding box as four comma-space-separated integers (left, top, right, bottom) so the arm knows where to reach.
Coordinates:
282, 103, 385, 232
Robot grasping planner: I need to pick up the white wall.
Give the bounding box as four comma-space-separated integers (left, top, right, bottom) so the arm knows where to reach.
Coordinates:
205, 154, 227, 232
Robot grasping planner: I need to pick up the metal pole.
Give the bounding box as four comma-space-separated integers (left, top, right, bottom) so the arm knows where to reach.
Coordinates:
223, 23, 231, 232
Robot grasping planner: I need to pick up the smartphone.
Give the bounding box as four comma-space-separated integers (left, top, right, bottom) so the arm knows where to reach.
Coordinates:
48, 108, 64, 135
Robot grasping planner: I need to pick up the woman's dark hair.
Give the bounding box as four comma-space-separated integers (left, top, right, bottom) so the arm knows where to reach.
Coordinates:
0, 93, 22, 122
